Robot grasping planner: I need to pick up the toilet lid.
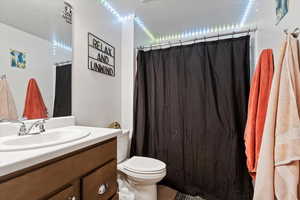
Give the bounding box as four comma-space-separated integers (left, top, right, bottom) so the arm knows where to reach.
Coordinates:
122, 156, 166, 174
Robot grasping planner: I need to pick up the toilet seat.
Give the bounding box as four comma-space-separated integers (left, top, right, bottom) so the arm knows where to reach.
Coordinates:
121, 156, 166, 174
117, 155, 167, 200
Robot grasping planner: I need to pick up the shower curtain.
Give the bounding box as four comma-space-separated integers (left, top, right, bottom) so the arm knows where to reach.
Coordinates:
131, 36, 253, 200
53, 64, 72, 117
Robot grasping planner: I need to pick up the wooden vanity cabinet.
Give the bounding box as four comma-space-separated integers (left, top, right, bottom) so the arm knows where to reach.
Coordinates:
0, 138, 118, 200
82, 161, 117, 200
48, 185, 76, 200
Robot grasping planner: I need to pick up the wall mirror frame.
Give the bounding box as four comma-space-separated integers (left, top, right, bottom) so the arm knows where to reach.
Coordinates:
0, 0, 73, 122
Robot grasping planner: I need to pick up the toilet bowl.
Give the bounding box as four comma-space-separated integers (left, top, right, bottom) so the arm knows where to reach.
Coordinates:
117, 130, 167, 200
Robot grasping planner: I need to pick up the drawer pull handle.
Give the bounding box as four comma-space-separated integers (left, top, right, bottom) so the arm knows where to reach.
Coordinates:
98, 183, 109, 195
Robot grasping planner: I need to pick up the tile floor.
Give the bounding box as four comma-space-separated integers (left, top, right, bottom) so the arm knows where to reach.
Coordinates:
158, 185, 177, 200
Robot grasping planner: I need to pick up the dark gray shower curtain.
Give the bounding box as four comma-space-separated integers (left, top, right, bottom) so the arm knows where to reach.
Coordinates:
131, 36, 253, 200
53, 64, 72, 117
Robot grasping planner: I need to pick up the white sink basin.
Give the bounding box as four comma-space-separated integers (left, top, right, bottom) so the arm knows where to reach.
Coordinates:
0, 129, 90, 151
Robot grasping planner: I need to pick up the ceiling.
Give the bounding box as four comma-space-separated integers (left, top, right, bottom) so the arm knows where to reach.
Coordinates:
0, 0, 72, 46
0, 0, 257, 45
110, 0, 258, 38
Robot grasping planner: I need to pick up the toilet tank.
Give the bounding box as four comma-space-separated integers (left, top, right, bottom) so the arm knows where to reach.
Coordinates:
117, 129, 130, 163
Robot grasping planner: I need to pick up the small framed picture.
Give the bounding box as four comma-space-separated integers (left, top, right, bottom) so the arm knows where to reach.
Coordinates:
10, 49, 26, 69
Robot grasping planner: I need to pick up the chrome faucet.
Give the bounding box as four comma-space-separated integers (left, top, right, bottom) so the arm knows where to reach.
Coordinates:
25, 119, 47, 135
15, 119, 47, 136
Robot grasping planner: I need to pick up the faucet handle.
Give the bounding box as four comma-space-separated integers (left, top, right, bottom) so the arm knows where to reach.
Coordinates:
37, 119, 47, 133
18, 122, 27, 136
39, 123, 46, 133
8, 119, 27, 136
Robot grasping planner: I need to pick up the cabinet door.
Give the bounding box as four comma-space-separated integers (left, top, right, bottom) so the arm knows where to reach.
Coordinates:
48, 185, 75, 200
82, 160, 117, 200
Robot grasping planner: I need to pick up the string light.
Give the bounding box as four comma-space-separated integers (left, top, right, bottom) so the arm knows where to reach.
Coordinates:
240, 0, 255, 27
121, 14, 135, 21
135, 17, 156, 41
98, 0, 123, 21
154, 0, 255, 41
96, 0, 256, 43
155, 23, 254, 42
52, 40, 72, 56
97, 0, 155, 41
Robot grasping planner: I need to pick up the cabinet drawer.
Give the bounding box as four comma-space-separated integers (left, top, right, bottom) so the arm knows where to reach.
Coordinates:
82, 160, 117, 200
48, 185, 75, 200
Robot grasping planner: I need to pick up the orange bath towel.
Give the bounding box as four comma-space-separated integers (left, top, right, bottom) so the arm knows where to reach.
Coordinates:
23, 79, 48, 120
244, 49, 274, 179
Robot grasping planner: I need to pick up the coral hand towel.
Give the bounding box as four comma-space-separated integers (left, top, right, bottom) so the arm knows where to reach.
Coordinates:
244, 49, 274, 179
0, 78, 18, 120
23, 79, 48, 119
254, 35, 300, 199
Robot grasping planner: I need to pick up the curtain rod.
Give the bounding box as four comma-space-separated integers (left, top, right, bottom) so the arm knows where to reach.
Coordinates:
54, 60, 72, 66
137, 28, 257, 50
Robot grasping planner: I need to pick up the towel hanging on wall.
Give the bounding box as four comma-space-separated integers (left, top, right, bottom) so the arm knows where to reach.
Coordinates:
0, 76, 18, 120
23, 78, 48, 120
244, 49, 274, 179
254, 34, 300, 199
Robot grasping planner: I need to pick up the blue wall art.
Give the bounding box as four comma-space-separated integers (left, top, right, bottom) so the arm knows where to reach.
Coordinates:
276, 0, 289, 25
10, 49, 26, 69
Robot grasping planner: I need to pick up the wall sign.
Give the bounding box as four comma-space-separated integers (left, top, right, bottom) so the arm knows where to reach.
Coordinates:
88, 33, 115, 77
62, 2, 72, 24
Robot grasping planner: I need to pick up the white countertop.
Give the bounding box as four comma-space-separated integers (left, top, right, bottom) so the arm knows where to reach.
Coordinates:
0, 126, 122, 177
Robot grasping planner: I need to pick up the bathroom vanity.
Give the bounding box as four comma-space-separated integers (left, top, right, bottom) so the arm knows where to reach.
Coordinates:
0, 125, 121, 200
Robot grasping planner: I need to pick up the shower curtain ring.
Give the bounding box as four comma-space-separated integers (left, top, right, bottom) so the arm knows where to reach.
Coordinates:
179, 40, 183, 46
292, 28, 300, 38
194, 38, 197, 44
232, 31, 235, 39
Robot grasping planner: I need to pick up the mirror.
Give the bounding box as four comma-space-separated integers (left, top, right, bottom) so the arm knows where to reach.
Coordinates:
0, 0, 72, 122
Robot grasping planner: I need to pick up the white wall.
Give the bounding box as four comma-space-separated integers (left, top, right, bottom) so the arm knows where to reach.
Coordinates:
121, 19, 135, 131
257, 0, 300, 60
0, 22, 71, 118
69, 0, 122, 127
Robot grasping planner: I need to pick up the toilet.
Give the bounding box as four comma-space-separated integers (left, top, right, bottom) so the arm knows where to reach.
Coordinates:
117, 130, 166, 200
